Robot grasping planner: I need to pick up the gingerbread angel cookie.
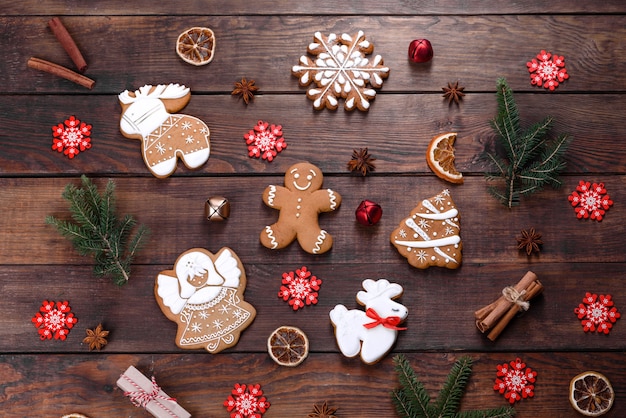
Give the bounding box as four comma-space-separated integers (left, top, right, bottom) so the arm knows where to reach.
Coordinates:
390, 189, 462, 269
155, 247, 255, 353
119, 83, 210, 178
261, 162, 342, 254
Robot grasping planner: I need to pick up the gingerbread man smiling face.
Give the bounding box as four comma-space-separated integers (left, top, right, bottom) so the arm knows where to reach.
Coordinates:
261, 162, 342, 254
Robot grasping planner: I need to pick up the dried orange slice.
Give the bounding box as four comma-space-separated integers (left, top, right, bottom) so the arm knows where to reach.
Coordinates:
569, 371, 614, 416
176, 27, 216, 66
267, 326, 309, 367
426, 132, 463, 184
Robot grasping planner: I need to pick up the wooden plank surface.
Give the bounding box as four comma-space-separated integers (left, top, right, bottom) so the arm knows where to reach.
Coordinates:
1, 3, 625, 417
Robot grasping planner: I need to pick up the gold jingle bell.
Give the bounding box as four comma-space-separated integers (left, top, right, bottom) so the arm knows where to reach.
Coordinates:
205, 196, 230, 221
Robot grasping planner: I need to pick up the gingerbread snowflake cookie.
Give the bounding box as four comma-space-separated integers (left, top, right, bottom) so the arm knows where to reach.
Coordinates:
118, 83, 210, 178
155, 248, 255, 353
390, 189, 462, 269
292, 31, 389, 111
261, 162, 342, 254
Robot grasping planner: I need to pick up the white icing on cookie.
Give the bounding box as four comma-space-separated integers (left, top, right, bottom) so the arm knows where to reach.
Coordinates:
328, 189, 338, 210
329, 279, 407, 364
312, 230, 327, 254
267, 185, 276, 206
265, 226, 278, 249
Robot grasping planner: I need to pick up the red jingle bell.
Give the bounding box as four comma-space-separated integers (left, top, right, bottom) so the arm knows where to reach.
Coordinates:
408, 39, 433, 63
355, 200, 383, 226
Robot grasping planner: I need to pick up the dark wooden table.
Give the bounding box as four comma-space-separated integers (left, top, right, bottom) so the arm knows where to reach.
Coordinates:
1, 2, 625, 417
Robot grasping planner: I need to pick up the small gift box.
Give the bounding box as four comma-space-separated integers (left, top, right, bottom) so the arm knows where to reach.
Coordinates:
117, 365, 191, 418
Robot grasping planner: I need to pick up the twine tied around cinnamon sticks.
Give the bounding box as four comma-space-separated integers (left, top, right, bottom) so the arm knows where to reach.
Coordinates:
474, 271, 543, 341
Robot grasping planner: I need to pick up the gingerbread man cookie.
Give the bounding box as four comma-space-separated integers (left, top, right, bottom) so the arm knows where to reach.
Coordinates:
261, 162, 342, 254
155, 247, 255, 353
119, 83, 210, 178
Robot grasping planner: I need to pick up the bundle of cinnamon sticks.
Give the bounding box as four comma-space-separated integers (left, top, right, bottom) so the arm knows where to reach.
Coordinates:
27, 17, 95, 89
474, 271, 543, 341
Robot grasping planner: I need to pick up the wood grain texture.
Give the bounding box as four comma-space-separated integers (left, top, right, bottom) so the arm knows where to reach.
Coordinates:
1, 16, 625, 93
1, 353, 625, 417
2, 1, 626, 16
1, 4, 625, 417
0, 94, 624, 175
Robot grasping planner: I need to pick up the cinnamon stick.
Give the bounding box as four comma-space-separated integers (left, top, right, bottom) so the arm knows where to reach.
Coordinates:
27, 57, 95, 89
487, 280, 544, 341
48, 17, 88, 73
475, 271, 537, 332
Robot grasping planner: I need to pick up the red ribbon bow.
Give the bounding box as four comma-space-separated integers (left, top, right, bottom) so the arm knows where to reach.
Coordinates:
363, 308, 407, 330
123, 375, 179, 417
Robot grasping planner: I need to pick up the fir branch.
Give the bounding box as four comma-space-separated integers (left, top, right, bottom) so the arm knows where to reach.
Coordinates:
435, 356, 473, 416
391, 354, 515, 418
393, 354, 433, 417
46, 175, 149, 286
483, 78, 571, 208
456, 407, 516, 418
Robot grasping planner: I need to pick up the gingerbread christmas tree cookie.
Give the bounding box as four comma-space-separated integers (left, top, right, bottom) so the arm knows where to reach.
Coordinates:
154, 248, 255, 353
390, 189, 462, 269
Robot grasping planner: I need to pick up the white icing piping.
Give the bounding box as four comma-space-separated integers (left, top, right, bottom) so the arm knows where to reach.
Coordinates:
312, 230, 327, 253
267, 185, 276, 206
265, 226, 278, 249
293, 181, 311, 191
416, 208, 458, 220
328, 189, 337, 210
434, 247, 458, 264
405, 218, 430, 241
394, 235, 460, 248
419, 198, 459, 229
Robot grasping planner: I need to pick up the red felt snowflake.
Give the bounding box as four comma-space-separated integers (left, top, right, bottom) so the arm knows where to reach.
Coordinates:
568, 180, 613, 221
224, 383, 270, 418
575, 292, 621, 334
278, 266, 322, 310
51, 116, 92, 159
244, 120, 286, 161
526, 50, 569, 91
31, 300, 78, 340
494, 358, 537, 404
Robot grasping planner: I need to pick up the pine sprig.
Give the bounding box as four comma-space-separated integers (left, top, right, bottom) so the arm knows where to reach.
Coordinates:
484, 78, 571, 208
391, 354, 516, 418
46, 175, 149, 286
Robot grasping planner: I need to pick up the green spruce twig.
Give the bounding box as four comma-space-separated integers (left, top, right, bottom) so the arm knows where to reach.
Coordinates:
391, 354, 516, 418
484, 78, 571, 208
46, 175, 149, 286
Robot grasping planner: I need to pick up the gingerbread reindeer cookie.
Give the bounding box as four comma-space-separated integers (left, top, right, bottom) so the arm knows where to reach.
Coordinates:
118, 83, 210, 178
261, 162, 342, 254
155, 247, 255, 353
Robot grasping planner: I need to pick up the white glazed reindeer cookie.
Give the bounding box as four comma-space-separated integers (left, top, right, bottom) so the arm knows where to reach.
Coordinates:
329, 279, 407, 364
119, 83, 210, 178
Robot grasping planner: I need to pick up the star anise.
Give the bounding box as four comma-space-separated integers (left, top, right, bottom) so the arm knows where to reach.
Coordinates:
232, 77, 259, 104
308, 401, 338, 418
516, 227, 543, 255
347, 147, 376, 176
442, 81, 465, 105
83, 323, 109, 351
